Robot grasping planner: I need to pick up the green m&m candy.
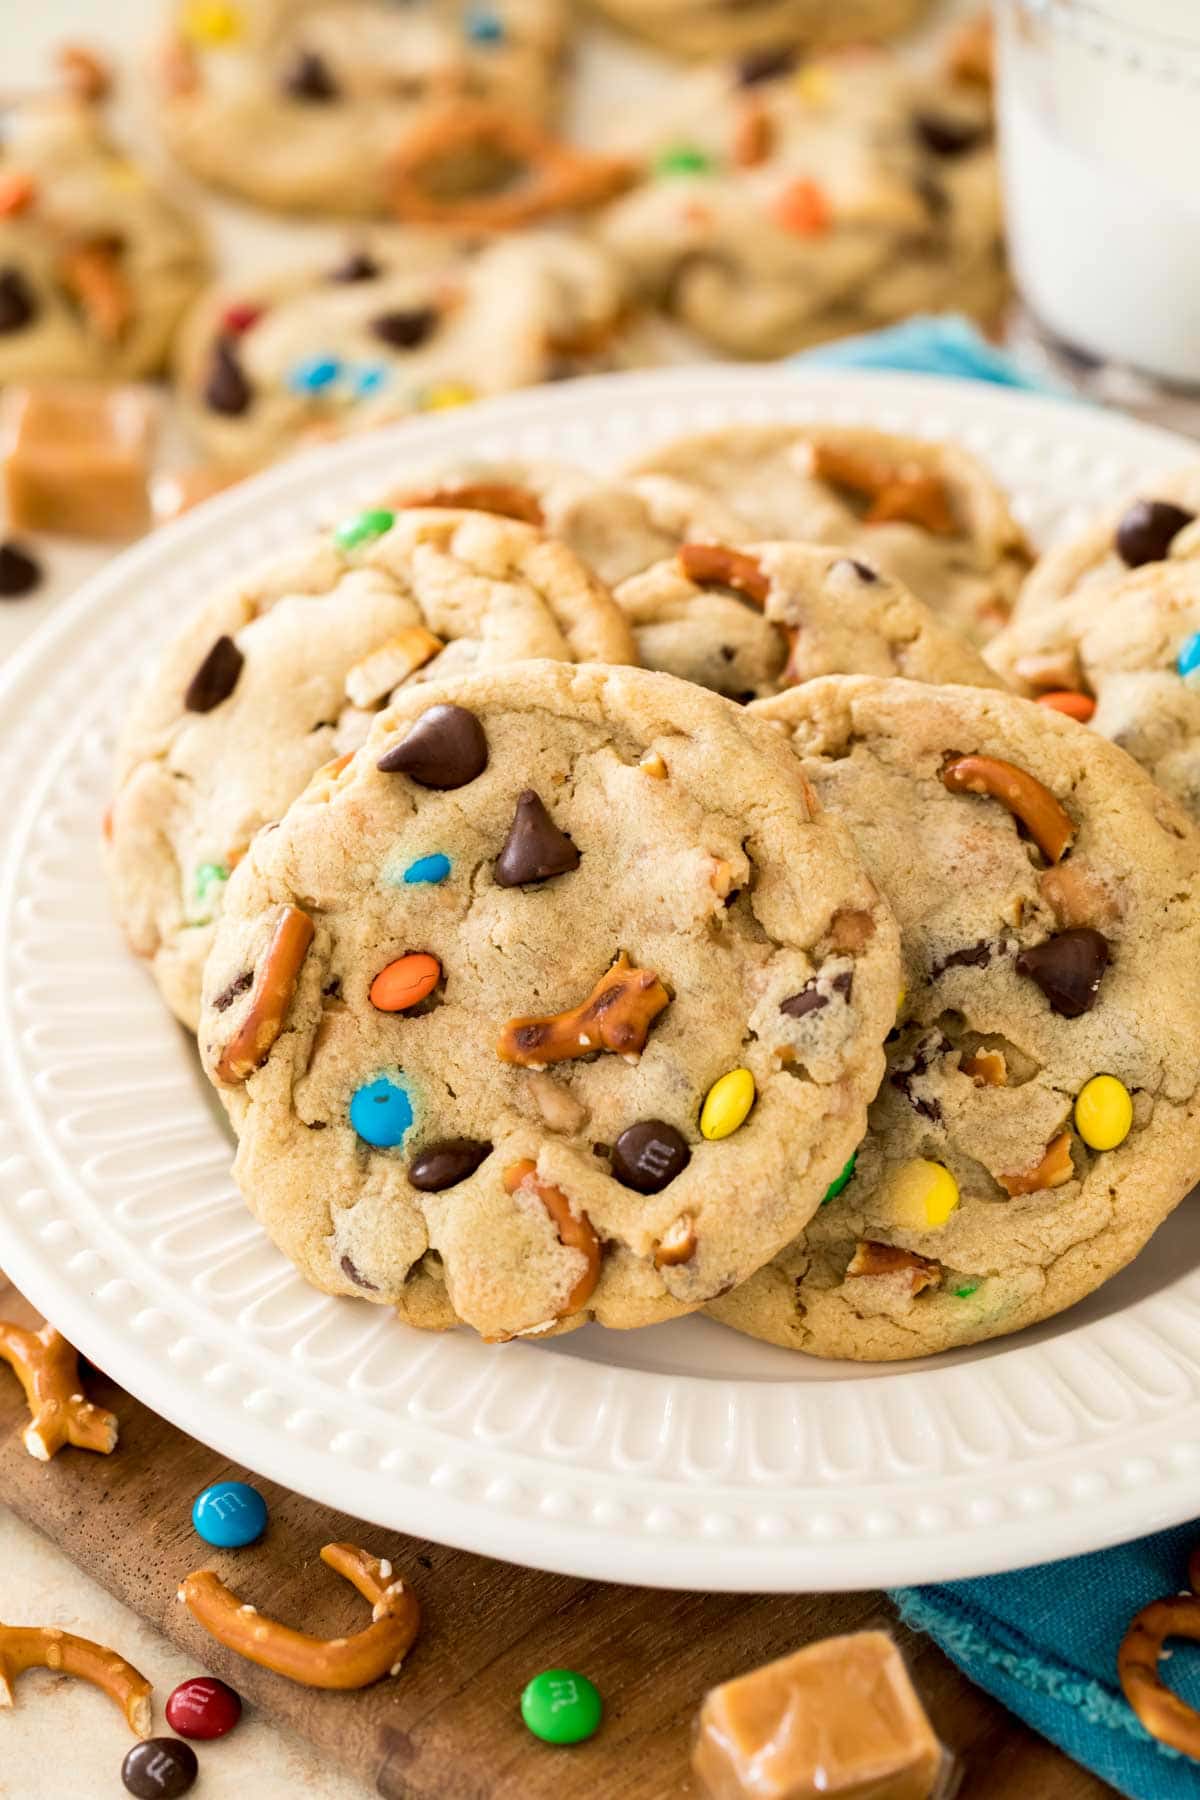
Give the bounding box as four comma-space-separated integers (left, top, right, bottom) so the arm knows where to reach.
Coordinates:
821, 1149, 857, 1205
333, 507, 394, 552
520, 1668, 602, 1744
655, 144, 713, 177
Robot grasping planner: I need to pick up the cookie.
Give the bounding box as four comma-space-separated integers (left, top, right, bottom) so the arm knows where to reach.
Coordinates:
707, 675, 1200, 1360
590, 0, 930, 60
625, 423, 1031, 646
597, 46, 1003, 358
176, 231, 646, 468
613, 540, 1005, 701
109, 507, 635, 1030
198, 661, 901, 1343
155, 0, 566, 217
988, 561, 1200, 824
1014, 462, 1200, 629
0, 93, 207, 380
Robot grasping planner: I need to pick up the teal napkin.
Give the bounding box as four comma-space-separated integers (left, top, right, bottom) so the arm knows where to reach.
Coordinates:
795, 313, 1197, 1800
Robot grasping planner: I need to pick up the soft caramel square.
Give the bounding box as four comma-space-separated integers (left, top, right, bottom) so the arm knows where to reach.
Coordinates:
693, 1630, 945, 1800
2, 383, 157, 539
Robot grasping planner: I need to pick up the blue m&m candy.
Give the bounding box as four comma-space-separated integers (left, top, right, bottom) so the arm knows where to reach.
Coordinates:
350, 1075, 414, 1147
1178, 631, 1200, 680
403, 852, 451, 885
465, 7, 504, 42
192, 1480, 268, 1548
287, 353, 342, 393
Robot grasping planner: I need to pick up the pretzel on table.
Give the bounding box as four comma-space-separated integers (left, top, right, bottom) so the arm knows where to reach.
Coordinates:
0, 1318, 118, 1460
0, 1622, 151, 1735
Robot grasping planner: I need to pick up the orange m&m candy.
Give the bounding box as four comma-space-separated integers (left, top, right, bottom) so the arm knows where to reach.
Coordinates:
369, 953, 441, 1012
1037, 691, 1096, 723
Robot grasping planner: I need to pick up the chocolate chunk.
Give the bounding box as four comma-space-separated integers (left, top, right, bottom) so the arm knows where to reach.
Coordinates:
408, 1138, 491, 1191
930, 937, 997, 979
282, 48, 338, 100
1115, 498, 1195, 568
370, 306, 438, 349
212, 970, 253, 1012
611, 1120, 691, 1193
890, 1031, 951, 1123
1016, 927, 1109, 1017
781, 969, 853, 1018
0, 540, 42, 598
0, 266, 37, 333
913, 111, 987, 156
735, 45, 798, 86
185, 634, 244, 712
122, 1738, 199, 1799
494, 790, 580, 886
329, 249, 381, 283
340, 1253, 378, 1290
377, 703, 488, 788
203, 336, 252, 415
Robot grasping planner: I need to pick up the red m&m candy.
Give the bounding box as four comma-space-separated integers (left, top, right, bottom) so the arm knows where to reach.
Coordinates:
165, 1676, 242, 1740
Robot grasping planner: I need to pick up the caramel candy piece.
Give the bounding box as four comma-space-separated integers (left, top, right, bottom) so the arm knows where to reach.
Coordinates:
2, 383, 156, 539
693, 1631, 945, 1800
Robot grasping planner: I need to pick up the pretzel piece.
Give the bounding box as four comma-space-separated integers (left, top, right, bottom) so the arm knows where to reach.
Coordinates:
344, 627, 443, 708
846, 1241, 942, 1295
808, 443, 958, 536
57, 242, 133, 345
942, 755, 1076, 865
0, 1622, 151, 1735
997, 1131, 1074, 1197
214, 906, 315, 1084
178, 1543, 420, 1690
498, 951, 670, 1067
504, 1160, 601, 1314
1119, 1547, 1200, 1758
0, 1320, 118, 1460
678, 543, 770, 606
388, 101, 635, 229
396, 481, 544, 526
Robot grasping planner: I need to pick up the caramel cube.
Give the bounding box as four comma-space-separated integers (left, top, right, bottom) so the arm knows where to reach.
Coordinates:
2, 383, 157, 539
693, 1631, 945, 1800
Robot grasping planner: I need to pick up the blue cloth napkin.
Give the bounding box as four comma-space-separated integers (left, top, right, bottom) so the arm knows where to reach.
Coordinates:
794, 313, 1199, 1799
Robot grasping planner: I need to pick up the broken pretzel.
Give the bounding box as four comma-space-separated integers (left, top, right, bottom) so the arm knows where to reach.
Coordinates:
0, 1621, 151, 1735
214, 905, 315, 1085
504, 1160, 601, 1315
678, 543, 770, 606
395, 481, 545, 526
1119, 1545, 1200, 1758
498, 952, 670, 1067
997, 1132, 1074, 1197
808, 442, 958, 536
846, 1241, 942, 1296
0, 1319, 118, 1460
942, 754, 1076, 865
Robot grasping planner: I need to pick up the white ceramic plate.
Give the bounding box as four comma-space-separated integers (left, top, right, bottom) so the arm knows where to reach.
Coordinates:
3, 368, 1200, 1593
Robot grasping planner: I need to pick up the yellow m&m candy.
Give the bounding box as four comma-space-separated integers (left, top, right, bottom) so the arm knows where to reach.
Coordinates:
416, 381, 477, 412
182, 0, 242, 43
889, 1159, 959, 1231
1074, 1075, 1133, 1150
700, 1068, 755, 1140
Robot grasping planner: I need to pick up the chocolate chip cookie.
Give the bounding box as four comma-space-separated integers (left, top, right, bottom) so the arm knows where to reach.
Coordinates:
597, 45, 1004, 358
989, 560, 1200, 824
176, 231, 640, 469
155, 0, 566, 217
0, 91, 207, 380
707, 676, 1200, 1360
109, 508, 635, 1030
613, 540, 1005, 701
624, 423, 1031, 646
590, 0, 930, 60
198, 662, 901, 1342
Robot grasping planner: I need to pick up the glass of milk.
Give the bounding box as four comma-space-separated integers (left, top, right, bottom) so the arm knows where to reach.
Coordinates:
997, 0, 1200, 391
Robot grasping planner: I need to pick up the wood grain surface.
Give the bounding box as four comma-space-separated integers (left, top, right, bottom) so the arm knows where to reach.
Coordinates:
0, 1275, 1114, 1798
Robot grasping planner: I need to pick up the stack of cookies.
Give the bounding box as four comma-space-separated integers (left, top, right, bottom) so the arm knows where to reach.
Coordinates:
107, 423, 1200, 1360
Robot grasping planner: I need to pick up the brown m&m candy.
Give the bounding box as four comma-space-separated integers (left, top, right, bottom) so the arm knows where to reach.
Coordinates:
1115, 498, 1195, 568
377, 703, 488, 788
409, 1138, 492, 1191
612, 1120, 691, 1193
121, 1737, 198, 1799
494, 790, 579, 886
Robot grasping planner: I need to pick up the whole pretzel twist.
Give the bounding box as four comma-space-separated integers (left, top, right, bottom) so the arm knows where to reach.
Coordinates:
1119, 1546, 1200, 1757
179, 1543, 420, 1690
0, 1320, 118, 1460
388, 101, 635, 229
0, 1622, 151, 1735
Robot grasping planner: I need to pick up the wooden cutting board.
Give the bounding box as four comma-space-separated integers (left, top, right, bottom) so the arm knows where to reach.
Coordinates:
0, 1274, 1111, 1799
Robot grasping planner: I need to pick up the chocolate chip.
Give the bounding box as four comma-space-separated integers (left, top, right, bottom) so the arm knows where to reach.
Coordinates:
1016, 927, 1109, 1018
370, 306, 438, 349
377, 703, 488, 788
494, 790, 580, 886
913, 111, 987, 156
212, 970, 252, 1012
930, 937, 998, 979
838, 557, 879, 582
340, 1253, 378, 1290
735, 45, 798, 86
890, 1031, 952, 1123
1115, 498, 1195, 568
329, 249, 381, 283
408, 1138, 491, 1192
185, 634, 244, 712
0, 266, 36, 333
0, 540, 42, 598
781, 969, 852, 1017
122, 1738, 198, 1799
203, 336, 252, 415
282, 47, 338, 100
611, 1120, 691, 1194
